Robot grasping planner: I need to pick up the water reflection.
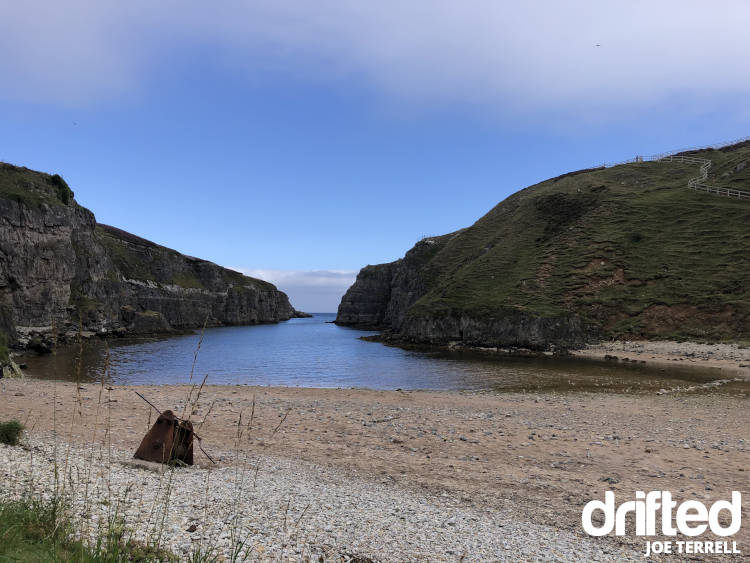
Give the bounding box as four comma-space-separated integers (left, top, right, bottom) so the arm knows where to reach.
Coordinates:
15, 314, 749, 393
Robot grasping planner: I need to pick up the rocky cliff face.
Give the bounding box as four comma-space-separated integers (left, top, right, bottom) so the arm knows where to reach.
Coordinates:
337, 235, 451, 332
337, 141, 750, 350
0, 163, 299, 352
337, 241, 591, 351
396, 311, 590, 350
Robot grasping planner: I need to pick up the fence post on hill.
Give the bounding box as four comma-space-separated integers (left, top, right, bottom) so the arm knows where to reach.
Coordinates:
597, 136, 750, 202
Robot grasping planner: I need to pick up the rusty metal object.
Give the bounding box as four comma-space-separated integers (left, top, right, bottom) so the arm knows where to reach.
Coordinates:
173, 418, 194, 465
134, 409, 194, 465
134, 391, 215, 464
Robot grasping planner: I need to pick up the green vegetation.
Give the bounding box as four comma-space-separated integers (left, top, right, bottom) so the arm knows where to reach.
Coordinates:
0, 419, 23, 446
96, 226, 157, 282
222, 268, 277, 292
0, 163, 75, 207
96, 225, 274, 292
170, 271, 205, 289
403, 143, 750, 341
0, 496, 177, 562
0, 331, 9, 363
50, 173, 74, 204
69, 284, 103, 320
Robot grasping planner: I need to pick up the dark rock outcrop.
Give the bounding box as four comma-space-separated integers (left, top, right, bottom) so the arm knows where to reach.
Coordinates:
0, 163, 301, 350
337, 237, 448, 331
337, 245, 591, 351
336, 263, 394, 328
397, 311, 590, 350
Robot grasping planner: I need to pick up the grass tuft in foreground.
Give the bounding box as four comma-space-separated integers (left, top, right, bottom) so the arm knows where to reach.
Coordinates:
0, 419, 23, 446
0, 496, 178, 562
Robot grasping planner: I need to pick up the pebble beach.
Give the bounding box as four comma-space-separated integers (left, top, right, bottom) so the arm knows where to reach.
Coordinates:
1, 372, 748, 561
0, 434, 643, 562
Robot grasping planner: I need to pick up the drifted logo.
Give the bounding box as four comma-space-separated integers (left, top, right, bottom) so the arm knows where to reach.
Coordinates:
582, 491, 742, 557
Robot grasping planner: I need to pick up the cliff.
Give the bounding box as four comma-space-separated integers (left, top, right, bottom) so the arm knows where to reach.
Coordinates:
337, 142, 750, 350
0, 162, 299, 353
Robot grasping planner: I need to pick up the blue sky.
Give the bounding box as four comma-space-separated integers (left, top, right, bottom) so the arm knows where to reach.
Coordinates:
2, 1, 749, 311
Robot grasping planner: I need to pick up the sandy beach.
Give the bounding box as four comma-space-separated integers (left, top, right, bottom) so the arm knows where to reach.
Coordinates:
571, 340, 750, 379
1, 366, 748, 561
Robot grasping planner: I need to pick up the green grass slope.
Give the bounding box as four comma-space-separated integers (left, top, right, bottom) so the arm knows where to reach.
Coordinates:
96, 223, 278, 292
0, 163, 74, 208
405, 142, 750, 342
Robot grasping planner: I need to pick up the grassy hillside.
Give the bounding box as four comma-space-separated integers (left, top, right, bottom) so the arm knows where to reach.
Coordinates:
96, 223, 277, 292
0, 163, 74, 207
405, 142, 750, 341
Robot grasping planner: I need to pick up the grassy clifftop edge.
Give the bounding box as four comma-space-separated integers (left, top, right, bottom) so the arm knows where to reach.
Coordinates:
340, 141, 750, 345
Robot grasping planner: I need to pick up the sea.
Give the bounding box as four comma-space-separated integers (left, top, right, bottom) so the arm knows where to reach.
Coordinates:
15, 313, 745, 393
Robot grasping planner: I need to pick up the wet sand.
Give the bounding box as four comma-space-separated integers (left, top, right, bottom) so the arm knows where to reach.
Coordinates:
572, 340, 750, 380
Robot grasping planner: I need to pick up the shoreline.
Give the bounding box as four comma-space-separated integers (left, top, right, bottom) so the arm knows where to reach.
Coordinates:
363, 333, 750, 381
1, 378, 748, 560
10, 328, 750, 382
571, 340, 750, 380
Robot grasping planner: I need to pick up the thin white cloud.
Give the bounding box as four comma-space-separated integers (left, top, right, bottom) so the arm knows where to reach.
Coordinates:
233, 268, 357, 313
2, 1, 749, 117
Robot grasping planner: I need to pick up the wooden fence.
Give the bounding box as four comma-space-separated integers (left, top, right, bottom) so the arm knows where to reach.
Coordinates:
599, 136, 750, 201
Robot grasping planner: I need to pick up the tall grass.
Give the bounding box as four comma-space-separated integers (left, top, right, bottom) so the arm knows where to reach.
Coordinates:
0, 495, 177, 562
0, 314, 317, 562
0, 321, 180, 561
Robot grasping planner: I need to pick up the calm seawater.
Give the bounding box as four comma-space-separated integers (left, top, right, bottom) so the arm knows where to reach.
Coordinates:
16, 313, 746, 392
